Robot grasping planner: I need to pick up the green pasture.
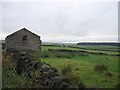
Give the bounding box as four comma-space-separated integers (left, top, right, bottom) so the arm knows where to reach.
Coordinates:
40, 45, 119, 88
42, 45, 119, 56
2, 44, 119, 88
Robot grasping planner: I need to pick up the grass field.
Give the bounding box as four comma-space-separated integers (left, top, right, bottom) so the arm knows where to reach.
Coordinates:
39, 44, 119, 88
2, 44, 119, 88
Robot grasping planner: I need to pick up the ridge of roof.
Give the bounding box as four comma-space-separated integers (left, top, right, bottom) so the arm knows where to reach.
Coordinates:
6, 28, 40, 39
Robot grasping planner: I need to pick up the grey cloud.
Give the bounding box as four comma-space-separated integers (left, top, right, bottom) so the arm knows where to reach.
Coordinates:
1, 1, 118, 42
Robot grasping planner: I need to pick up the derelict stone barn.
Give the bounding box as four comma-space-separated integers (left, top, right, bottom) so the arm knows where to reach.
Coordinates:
5, 28, 41, 52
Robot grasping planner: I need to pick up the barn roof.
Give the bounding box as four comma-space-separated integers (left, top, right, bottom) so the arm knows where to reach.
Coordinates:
6, 28, 40, 39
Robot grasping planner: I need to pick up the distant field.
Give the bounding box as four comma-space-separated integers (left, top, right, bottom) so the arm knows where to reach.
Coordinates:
39, 44, 119, 88
42, 44, 119, 56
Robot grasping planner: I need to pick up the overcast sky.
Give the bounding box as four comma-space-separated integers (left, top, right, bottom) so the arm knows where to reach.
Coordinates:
0, 0, 119, 43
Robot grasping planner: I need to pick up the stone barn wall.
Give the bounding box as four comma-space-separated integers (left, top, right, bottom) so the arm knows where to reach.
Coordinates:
5, 28, 41, 52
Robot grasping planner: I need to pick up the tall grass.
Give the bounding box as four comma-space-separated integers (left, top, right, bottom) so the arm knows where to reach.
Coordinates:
2, 52, 30, 88
61, 63, 80, 86
94, 64, 108, 73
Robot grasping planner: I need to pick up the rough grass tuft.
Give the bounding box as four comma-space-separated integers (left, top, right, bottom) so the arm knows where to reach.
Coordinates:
94, 64, 108, 73
61, 63, 80, 86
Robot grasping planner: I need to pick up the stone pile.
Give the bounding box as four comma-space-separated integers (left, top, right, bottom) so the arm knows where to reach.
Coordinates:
16, 51, 74, 89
